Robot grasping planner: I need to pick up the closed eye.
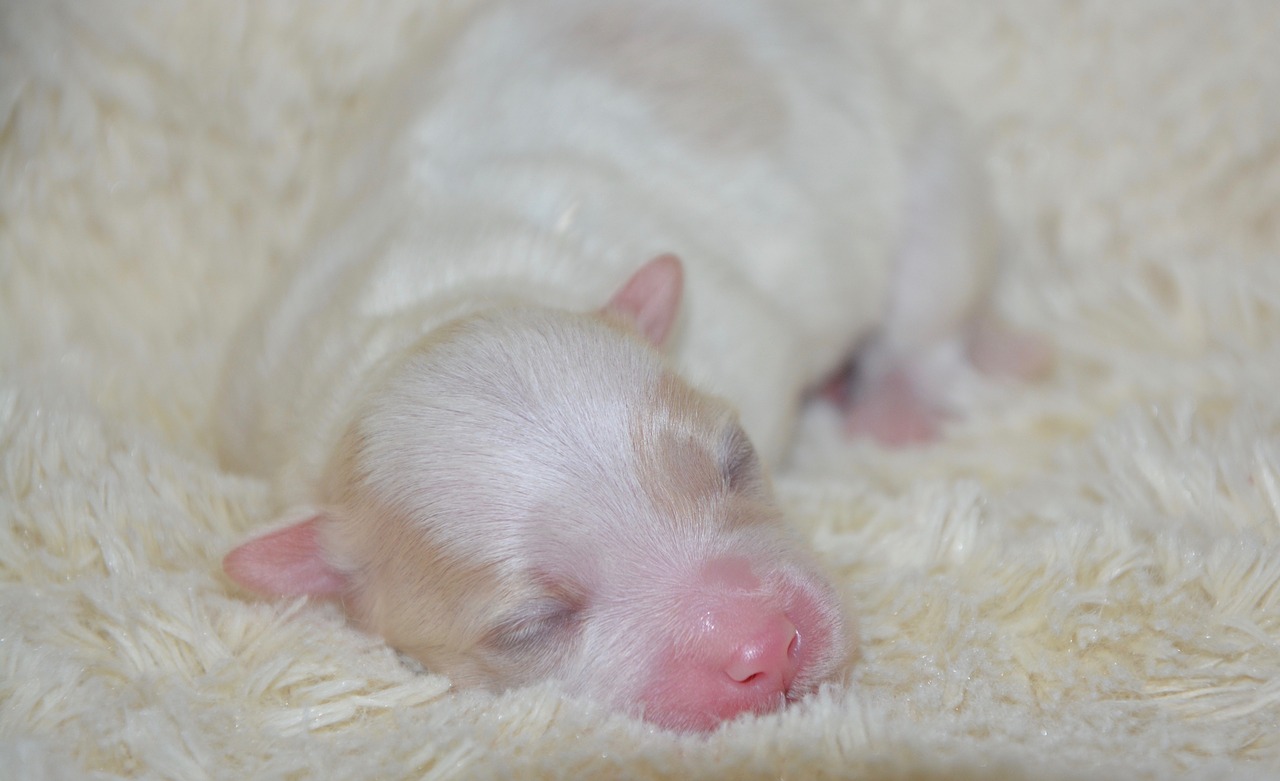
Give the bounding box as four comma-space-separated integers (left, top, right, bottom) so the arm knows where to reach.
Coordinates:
481, 597, 583, 654
720, 422, 763, 495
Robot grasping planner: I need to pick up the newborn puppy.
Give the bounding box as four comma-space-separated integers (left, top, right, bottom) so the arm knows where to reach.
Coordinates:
218, 0, 1043, 732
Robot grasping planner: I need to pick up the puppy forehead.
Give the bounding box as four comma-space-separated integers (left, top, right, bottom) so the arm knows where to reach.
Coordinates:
344, 310, 651, 537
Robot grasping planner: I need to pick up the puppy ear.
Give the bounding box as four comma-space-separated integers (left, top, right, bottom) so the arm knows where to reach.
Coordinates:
603, 253, 684, 347
223, 509, 349, 597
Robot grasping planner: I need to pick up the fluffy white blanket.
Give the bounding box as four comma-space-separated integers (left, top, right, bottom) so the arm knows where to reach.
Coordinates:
3, 2, 1279, 778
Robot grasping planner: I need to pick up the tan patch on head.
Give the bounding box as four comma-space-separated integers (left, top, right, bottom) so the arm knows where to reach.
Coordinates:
631, 371, 772, 532
565, 7, 787, 155
316, 424, 535, 690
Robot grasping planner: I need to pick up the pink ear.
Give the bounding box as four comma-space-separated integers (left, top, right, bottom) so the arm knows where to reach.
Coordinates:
604, 253, 684, 347
223, 511, 349, 597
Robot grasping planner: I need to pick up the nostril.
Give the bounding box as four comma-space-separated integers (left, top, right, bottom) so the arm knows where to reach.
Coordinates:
724, 616, 799, 687
726, 656, 765, 684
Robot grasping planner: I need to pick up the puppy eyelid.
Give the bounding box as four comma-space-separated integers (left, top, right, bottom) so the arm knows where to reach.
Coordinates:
720, 423, 760, 491
481, 597, 581, 652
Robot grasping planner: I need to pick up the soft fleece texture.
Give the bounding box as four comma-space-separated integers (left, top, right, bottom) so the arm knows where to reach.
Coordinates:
3, 2, 1280, 779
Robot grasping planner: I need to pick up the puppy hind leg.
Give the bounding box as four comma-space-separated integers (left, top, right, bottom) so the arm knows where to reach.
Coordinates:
842, 111, 1036, 446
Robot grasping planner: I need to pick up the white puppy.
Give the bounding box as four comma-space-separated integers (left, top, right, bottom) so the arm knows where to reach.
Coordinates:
218, 0, 1043, 732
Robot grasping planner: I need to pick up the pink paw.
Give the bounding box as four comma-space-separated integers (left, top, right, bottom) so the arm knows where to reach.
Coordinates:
842, 370, 944, 447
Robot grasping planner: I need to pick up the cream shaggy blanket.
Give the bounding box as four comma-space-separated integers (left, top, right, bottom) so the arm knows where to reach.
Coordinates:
3, 2, 1280, 779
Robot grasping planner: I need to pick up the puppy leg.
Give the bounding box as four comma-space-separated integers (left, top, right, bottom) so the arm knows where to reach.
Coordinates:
843, 113, 1049, 445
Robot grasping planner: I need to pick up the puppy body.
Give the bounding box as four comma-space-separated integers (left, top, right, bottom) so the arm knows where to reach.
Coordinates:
218, 0, 1005, 731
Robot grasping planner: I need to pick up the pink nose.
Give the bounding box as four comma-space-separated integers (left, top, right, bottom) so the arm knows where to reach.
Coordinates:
724, 613, 800, 693
641, 605, 805, 732
639, 557, 819, 731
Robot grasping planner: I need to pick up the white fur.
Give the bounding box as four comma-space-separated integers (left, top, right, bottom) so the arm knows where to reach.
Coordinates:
217, 0, 993, 495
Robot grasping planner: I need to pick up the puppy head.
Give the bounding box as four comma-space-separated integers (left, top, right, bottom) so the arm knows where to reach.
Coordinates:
225, 256, 849, 730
